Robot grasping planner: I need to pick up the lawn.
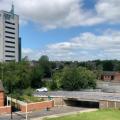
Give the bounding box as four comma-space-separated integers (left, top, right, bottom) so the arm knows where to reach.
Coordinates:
45, 109, 120, 120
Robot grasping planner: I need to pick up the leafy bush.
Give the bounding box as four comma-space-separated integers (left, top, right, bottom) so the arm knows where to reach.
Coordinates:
51, 67, 96, 91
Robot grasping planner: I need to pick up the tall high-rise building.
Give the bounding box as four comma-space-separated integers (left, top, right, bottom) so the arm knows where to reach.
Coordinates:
0, 4, 21, 62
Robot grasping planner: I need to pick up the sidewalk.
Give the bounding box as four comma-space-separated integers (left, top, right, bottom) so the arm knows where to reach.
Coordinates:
0, 106, 98, 120
31, 108, 98, 120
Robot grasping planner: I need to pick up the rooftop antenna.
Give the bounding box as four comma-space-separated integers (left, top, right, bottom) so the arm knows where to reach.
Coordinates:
10, 0, 14, 19
10, 0, 14, 14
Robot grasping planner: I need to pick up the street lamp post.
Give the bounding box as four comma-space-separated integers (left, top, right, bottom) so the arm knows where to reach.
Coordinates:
1, 65, 3, 81
0, 59, 4, 81
10, 81, 13, 120
7, 70, 13, 120
26, 102, 28, 120
10, 60, 16, 119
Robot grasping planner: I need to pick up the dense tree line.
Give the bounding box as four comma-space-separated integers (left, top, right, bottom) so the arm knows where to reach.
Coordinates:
51, 60, 120, 72
0, 55, 51, 93
1, 57, 120, 92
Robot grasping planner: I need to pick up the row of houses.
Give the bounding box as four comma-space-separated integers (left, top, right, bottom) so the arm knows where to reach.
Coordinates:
101, 71, 120, 82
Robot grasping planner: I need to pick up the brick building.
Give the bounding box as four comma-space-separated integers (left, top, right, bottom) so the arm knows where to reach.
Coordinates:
0, 80, 4, 107
101, 71, 120, 82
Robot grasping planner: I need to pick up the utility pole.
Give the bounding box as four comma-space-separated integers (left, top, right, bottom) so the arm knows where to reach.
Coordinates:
11, 82, 13, 120
26, 103, 28, 120
1, 65, 3, 81
0, 59, 4, 81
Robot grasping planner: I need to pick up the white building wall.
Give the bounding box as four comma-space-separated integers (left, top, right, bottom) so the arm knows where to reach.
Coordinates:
0, 10, 19, 62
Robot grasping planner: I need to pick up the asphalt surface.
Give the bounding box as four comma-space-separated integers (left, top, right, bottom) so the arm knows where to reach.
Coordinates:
34, 91, 120, 101
1, 91, 120, 119
0, 106, 88, 120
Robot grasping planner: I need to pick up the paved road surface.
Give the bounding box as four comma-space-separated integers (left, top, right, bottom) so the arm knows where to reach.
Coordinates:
34, 91, 120, 101
0, 106, 89, 120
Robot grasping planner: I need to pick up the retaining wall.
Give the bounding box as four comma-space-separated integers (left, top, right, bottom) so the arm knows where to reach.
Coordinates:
0, 92, 4, 107
99, 100, 120, 109
0, 106, 11, 114
20, 100, 54, 112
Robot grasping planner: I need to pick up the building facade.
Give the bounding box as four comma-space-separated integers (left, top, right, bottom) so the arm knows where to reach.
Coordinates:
101, 71, 120, 82
0, 80, 4, 107
0, 5, 21, 62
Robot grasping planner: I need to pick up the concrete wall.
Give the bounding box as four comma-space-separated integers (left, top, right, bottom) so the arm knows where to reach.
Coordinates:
41, 97, 66, 106
0, 10, 19, 62
0, 92, 4, 107
99, 100, 120, 109
0, 106, 11, 114
114, 74, 120, 82
53, 97, 66, 106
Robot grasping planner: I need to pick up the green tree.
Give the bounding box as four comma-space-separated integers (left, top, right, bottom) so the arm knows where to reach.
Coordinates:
1, 61, 32, 93
31, 64, 43, 88
2, 61, 19, 92
16, 61, 32, 89
61, 67, 80, 90
39, 55, 51, 78
52, 67, 96, 91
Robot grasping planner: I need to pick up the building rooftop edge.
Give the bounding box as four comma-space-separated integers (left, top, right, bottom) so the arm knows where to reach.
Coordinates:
0, 10, 19, 17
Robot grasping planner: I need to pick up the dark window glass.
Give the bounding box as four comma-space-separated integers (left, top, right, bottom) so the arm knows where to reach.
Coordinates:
5, 26, 15, 30
5, 55, 15, 58
5, 46, 15, 48
5, 21, 15, 25
5, 50, 15, 53
5, 41, 15, 44
5, 31, 15, 34
111, 76, 114, 80
5, 60, 13, 62
5, 36, 15, 39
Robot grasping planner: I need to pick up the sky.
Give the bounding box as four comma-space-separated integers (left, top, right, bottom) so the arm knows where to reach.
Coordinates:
0, 0, 120, 61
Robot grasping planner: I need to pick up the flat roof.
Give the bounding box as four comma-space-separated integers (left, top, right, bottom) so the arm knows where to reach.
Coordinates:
0, 10, 19, 17
34, 91, 120, 102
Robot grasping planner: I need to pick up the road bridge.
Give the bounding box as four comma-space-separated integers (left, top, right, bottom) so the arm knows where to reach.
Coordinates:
34, 91, 120, 109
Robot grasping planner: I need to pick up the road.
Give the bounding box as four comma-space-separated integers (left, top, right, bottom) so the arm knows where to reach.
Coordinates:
0, 106, 88, 120
34, 91, 120, 101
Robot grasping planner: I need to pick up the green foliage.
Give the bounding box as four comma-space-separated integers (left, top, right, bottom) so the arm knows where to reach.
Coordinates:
0, 55, 52, 93
1, 61, 32, 93
39, 55, 51, 78
1, 58, 120, 93
52, 71, 62, 89
10, 88, 43, 103
45, 80, 57, 90
45, 110, 120, 120
23, 87, 33, 96
16, 61, 32, 89
20, 95, 43, 103
52, 67, 96, 91
79, 60, 120, 72
61, 67, 80, 90
31, 65, 43, 88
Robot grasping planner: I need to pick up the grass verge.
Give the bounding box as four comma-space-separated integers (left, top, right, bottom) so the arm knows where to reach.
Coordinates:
44, 109, 120, 120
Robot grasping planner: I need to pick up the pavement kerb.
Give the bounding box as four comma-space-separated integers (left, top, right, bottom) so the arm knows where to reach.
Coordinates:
31, 108, 98, 120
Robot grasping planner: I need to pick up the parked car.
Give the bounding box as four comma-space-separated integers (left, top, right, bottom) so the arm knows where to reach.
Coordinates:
36, 87, 48, 92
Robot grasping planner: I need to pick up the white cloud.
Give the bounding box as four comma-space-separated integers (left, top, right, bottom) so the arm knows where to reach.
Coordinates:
47, 30, 120, 60
22, 30, 120, 61
22, 48, 33, 54
96, 0, 120, 23
0, 0, 120, 29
